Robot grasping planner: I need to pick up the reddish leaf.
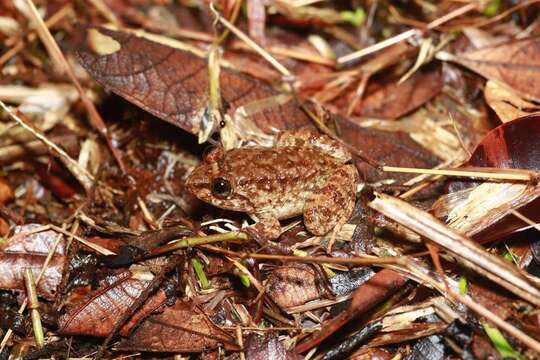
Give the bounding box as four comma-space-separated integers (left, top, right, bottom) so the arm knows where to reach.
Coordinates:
296, 269, 407, 353
438, 114, 540, 240
34, 161, 78, 199
469, 282, 514, 320
446, 37, 540, 102
0, 177, 14, 204
0, 224, 65, 300
117, 300, 238, 352
58, 271, 167, 337
350, 68, 443, 119
75, 27, 309, 136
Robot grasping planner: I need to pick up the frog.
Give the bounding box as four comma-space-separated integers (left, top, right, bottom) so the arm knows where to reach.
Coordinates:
186, 130, 359, 242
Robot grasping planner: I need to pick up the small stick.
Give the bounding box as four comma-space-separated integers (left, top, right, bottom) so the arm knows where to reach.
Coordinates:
202, 245, 405, 266
383, 166, 536, 182
211, 4, 291, 78
0, 101, 94, 191
24, 269, 44, 348
22, 0, 127, 173
236, 325, 245, 360
0, 4, 73, 67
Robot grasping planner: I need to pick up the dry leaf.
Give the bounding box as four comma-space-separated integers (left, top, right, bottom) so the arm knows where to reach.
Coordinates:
484, 80, 539, 123
439, 37, 540, 102
116, 300, 238, 352
266, 264, 332, 310
58, 271, 167, 337
351, 68, 442, 119
0, 224, 65, 300
433, 114, 540, 240
76, 27, 309, 138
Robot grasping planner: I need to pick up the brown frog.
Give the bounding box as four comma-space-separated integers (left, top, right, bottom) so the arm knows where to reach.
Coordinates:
186, 130, 359, 240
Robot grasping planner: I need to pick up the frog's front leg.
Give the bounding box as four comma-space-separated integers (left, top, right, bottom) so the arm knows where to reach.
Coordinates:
244, 212, 282, 240
303, 165, 358, 242
244, 213, 292, 254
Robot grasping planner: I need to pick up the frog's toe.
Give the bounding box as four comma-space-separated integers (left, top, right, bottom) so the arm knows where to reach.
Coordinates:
304, 165, 358, 236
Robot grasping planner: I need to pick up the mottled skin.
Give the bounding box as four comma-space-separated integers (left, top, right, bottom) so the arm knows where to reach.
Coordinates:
186, 130, 359, 239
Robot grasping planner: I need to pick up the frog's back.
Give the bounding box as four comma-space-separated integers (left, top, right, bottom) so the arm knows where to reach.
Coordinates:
225, 146, 341, 217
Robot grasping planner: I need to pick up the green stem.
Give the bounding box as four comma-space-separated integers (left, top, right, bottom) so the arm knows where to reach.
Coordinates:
150, 231, 248, 257
24, 268, 44, 348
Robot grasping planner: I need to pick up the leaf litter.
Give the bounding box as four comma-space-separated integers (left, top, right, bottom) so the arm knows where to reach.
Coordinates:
0, 1, 540, 359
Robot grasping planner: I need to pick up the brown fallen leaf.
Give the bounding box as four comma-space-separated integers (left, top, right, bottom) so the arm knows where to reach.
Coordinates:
484, 80, 540, 123
244, 334, 301, 360
438, 37, 540, 102
468, 281, 515, 321
116, 299, 238, 352
266, 264, 332, 310
0, 224, 65, 300
75, 27, 310, 137
350, 68, 443, 119
58, 271, 167, 337
296, 269, 408, 353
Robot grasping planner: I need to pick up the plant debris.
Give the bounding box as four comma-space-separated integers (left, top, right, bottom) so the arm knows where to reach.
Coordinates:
1, 1, 540, 359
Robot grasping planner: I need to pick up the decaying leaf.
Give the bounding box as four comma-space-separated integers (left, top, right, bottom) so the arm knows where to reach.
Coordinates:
337, 116, 440, 182
116, 300, 238, 352
439, 37, 540, 102
58, 270, 167, 337
0, 224, 65, 300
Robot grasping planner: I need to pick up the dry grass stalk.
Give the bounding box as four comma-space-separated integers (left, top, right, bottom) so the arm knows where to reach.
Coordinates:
338, 2, 478, 64
369, 193, 540, 307
24, 268, 44, 348
0, 101, 95, 191
212, 4, 292, 78
383, 165, 537, 182
21, 0, 126, 173
396, 259, 540, 353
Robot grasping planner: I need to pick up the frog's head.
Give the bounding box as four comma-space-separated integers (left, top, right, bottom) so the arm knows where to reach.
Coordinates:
186, 147, 255, 212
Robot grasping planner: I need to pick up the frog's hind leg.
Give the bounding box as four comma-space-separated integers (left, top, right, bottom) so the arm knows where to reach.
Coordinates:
303, 165, 358, 249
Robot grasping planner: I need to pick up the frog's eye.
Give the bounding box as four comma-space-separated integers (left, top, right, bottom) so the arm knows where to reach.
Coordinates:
211, 177, 232, 198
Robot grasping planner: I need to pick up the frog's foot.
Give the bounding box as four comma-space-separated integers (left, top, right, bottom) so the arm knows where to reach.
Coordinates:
303, 165, 358, 238
275, 129, 352, 162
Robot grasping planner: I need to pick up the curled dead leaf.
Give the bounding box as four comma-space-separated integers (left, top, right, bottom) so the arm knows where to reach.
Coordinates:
266, 264, 333, 310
